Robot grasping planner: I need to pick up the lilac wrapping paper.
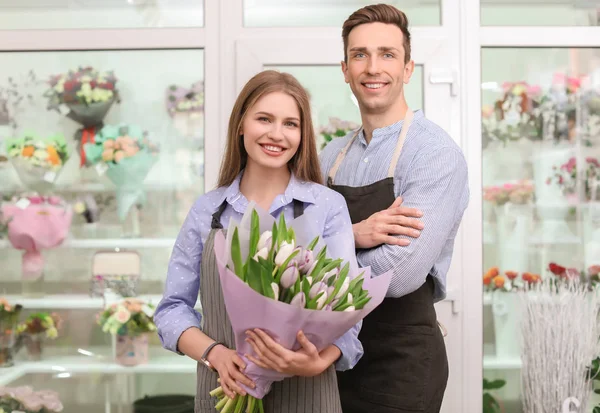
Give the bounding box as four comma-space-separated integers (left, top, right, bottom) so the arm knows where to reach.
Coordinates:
214, 229, 392, 399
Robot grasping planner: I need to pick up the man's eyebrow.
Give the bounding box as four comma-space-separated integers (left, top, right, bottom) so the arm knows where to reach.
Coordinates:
349, 46, 401, 53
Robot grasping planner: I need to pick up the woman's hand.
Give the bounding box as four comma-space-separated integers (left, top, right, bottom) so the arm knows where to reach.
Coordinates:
244, 329, 336, 377
207, 344, 256, 399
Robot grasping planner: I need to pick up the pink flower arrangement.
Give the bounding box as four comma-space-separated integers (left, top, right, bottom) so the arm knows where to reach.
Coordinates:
546, 156, 600, 201
0, 386, 63, 412
483, 180, 534, 205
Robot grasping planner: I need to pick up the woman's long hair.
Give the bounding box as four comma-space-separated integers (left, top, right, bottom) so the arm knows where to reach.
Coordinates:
217, 70, 322, 187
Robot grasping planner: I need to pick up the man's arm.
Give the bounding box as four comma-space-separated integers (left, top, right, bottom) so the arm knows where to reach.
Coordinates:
356, 147, 469, 298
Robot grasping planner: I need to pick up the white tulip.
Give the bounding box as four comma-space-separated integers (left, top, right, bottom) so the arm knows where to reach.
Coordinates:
275, 241, 295, 266
271, 282, 279, 300
343, 306, 356, 312
257, 231, 272, 251
253, 247, 268, 261
335, 277, 350, 299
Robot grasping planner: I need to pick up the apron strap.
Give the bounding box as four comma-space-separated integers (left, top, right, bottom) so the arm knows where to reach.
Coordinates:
327, 128, 361, 185
327, 109, 415, 184
387, 108, 414, 178
210, 199, 305, 230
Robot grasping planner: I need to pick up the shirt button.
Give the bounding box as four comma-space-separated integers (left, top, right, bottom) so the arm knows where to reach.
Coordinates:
364, 157, 369, 163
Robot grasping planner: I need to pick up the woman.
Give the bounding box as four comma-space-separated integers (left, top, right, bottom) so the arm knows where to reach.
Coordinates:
154, 70, 361, 413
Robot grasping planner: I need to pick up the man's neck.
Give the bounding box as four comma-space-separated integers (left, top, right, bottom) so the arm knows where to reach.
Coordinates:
361, 99, 409, 144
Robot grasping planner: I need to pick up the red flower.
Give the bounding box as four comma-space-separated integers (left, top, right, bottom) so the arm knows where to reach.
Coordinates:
548, 263, 566, 276
505, 271, 518, 280
565, 268, 580, 280
588, 265, 600, 277
64, 80, 77, 91
99, 83, 114, 90
90, 80, 97, 88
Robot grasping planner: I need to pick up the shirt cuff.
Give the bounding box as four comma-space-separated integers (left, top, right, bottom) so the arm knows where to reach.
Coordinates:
156, 310, 202, 355
332, 332, 364, 371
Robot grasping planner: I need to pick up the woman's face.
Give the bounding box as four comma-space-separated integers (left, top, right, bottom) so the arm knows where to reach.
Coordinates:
241, 91, 302, 173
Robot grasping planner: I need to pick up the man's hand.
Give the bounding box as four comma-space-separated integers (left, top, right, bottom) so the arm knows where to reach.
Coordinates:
244, 329, 335, 377
353, 197, 424, 249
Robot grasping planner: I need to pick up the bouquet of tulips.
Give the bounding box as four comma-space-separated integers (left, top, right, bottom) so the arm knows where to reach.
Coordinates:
210, 204, 391, 412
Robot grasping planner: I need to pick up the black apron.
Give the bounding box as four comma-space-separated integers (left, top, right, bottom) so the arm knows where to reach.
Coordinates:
328, 110, 449, 413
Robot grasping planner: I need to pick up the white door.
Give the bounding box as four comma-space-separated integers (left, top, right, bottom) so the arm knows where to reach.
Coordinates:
233, 25, 466, 413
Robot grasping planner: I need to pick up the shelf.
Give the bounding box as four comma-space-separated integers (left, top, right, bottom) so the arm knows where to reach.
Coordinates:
483, 354, 522, 370
0, 238, 176, 250
3, 294, 203, 310
0, 347, 196, 386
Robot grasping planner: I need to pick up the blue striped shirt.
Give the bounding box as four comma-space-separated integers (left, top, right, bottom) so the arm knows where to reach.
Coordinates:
320, 110, 469, 301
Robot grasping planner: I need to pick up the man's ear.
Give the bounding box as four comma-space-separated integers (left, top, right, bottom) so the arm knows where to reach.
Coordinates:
341, 60, 349, 84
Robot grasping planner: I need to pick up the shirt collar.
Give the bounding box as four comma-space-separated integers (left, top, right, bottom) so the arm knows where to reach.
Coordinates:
216, 170, 316, 213
358, 109, 423, 146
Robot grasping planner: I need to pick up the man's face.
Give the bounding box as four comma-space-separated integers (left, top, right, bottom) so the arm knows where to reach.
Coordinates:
342, 22, 414, 115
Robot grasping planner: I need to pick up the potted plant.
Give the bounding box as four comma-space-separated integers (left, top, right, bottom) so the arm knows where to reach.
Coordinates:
483, 378, 506, 413
97, 298, 156, 366
17, 312, 61, 361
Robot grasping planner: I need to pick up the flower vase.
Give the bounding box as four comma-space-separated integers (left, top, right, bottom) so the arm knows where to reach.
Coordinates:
491, 291, 522, 358
115, 333, 149, 366
25, 333, 44, 361
497, 203, 532, 274
21, 253, 45, 298
584, 203, 600, 269
531, 142, 579, 243
0, 325, 22, 367
483, 201, 496, 244
121, 204, 141, 238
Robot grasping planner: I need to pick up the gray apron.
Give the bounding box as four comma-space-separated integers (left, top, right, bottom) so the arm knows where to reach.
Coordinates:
328, 110, 449, 413
194, 199, 343, 413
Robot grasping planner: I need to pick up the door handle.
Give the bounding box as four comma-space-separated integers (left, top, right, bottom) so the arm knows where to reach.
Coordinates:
429, 68, 459, 97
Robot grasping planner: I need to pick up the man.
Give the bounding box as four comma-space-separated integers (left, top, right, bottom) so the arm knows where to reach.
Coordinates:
320, 4, 470, 413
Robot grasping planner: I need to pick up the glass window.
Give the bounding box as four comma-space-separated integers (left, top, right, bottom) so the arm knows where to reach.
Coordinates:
267, 65, 424, 150
0, 48, 204, 294
244, 0, 440, 27
481, 47, 600, 411
0, 0, 204, 30
481, 2, 600, 26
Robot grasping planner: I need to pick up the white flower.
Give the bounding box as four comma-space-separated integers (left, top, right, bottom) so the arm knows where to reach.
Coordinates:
304, 276, 313, 286
290, 292, 306, 308
309, 281, 327, 299
343, 306, 356, 312
297, 249, 314, 273
114, 308, 131, 324
335, 277, 350, 299
275, 241, 295, 266
271, 282, 279, 300
257, 230, 272, 251
315, 291, 328, 310
253, 247, 268, 261
280, 265, 299, 289
347, 293, 353, 304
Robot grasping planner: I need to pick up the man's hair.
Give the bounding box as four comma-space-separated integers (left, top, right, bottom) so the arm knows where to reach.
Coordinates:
342, 4, 411, 64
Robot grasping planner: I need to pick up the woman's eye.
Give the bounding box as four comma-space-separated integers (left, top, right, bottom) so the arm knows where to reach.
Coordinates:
286, 122, 298, 127
258, 117, 270, 122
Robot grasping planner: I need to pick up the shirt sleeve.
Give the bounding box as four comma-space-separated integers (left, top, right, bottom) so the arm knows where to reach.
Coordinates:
154, 203, 204, 354
356, 147, 469, 298
324, 191, 364, 371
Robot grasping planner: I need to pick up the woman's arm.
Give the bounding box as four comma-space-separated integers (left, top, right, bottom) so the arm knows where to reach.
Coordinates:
154, 201, 255, 398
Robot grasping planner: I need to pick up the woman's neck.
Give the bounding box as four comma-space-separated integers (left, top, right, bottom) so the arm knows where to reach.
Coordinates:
239, 162, 291, 211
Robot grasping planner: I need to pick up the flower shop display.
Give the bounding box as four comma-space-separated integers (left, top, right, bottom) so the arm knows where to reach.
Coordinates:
318, 117, 359, 150
0, 298, 23, 368
547, 156, 600, 203
518, 279, 599, 413
83, 123, 159, 236
97, 298, 156, 366
1, 195, 73, 297
44, 66, 119, 167
208, 205, 392, 412
0, 386, 63, 412
5, 133, 69, 194
165, 81, 204, 139
0, 70, 38, 132
17, 312, 61, 361
483, 266, 541, 358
